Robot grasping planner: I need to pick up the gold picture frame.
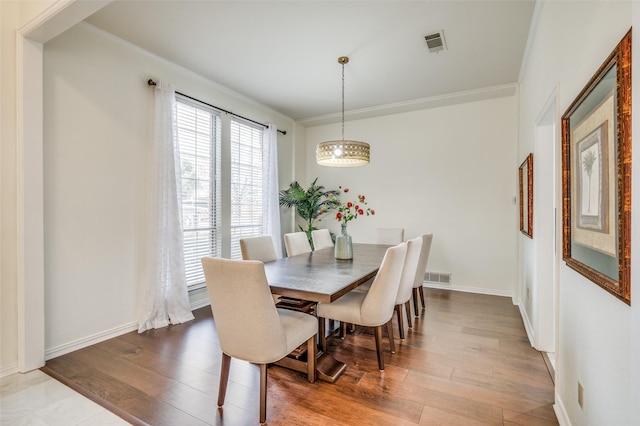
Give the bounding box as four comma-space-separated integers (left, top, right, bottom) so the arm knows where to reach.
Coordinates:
561, 29, 631, 304
519, 153, 533, 238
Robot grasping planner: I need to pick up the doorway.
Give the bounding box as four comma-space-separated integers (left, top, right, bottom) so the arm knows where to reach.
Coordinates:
533, 89, 559, 361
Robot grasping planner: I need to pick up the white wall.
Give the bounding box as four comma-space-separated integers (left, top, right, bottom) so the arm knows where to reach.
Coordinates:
0, 0, 58, 376
518, 1, 633, 424
42, 23, 296, 356
305, 96, 518, 295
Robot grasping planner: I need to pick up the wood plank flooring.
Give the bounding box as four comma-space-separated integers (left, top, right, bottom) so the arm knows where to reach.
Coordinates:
41, 288, 557, 425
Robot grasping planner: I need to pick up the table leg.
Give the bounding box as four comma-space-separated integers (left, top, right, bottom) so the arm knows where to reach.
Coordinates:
274, 309, 347, 383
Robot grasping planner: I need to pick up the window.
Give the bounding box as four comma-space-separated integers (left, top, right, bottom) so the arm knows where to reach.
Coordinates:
176, 97, 221, 287
230, 119, 264, 259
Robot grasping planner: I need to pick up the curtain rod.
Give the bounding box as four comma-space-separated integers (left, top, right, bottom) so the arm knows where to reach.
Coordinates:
147, 79, 286, 135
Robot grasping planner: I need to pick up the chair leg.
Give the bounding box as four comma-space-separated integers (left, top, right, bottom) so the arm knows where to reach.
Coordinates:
319, 317, 327, 353
386, 320, 396, 354
412, 288, 420, 317
405, 301, 413, 329
395, 305, 405, 340
259, 364, 267, 424
306, 335, 317, 383
340, 322, 347, 339
419, 286, 426, 309
373, 325, 385, 371
217, 353, 231, 407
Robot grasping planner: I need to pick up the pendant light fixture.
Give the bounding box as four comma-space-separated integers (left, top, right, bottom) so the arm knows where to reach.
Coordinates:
316, 56, 370, 167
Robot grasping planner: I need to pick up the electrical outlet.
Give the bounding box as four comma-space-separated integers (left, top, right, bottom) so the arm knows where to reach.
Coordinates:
578, 382, 584, 409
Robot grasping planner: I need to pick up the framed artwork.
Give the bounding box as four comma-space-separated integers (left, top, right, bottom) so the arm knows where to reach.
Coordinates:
519, 153, 533, 238
561, 29, 631, 304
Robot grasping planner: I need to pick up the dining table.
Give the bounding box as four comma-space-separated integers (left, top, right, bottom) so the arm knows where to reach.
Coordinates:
263, 243, 390, 382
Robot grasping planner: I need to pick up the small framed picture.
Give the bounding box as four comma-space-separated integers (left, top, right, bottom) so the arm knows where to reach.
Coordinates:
519, 153, 533, 238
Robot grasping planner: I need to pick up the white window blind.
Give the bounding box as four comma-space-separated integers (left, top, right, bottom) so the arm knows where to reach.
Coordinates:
176, 97, 221, 287
230, 119, 264, 259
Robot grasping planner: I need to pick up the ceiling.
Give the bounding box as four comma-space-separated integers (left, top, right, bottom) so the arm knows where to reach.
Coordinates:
84, 1, 536, 124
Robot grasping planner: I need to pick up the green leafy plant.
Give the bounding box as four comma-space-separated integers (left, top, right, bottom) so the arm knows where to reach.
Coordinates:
279, 178, 341, 247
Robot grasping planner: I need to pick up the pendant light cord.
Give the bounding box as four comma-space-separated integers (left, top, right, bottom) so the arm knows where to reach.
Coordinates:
341, 60, 345, 141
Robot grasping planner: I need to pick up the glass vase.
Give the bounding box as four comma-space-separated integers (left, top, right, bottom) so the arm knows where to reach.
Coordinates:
334, 224, 353, 259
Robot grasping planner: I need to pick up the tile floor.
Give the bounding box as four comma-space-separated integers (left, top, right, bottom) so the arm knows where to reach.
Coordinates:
0, 369, 130, 426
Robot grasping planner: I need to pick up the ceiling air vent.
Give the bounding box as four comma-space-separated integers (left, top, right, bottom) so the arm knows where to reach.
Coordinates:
425, 31, 447, 53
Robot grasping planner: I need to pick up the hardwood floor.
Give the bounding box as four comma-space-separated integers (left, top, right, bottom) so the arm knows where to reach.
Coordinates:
41, 288, 557, 425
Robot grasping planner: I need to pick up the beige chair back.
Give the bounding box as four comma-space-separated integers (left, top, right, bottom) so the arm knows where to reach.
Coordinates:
413, 233, 433, 288
376, 228, 405, 245
284, 232, 312, 256
360, 243, 407, 326
396, 237, 423, 305
239, 236, 278, 262
311, 229, 334, 250
201, 257, 287, 363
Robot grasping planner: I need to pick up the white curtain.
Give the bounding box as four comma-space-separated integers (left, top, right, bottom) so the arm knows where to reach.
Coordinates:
138, 80, 194, 333
262, 124, 283, 258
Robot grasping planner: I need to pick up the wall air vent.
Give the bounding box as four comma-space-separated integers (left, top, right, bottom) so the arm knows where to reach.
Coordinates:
424, 31, 447, 53
424, 271, 452, 285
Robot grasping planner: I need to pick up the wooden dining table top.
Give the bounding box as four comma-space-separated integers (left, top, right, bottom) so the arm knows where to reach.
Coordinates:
263, 243, 390, 304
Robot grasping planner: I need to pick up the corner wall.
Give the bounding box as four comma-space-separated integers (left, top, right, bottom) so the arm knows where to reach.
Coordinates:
305, 96, 518, 295
518, 1, 633, 424
41, 23, 297, 357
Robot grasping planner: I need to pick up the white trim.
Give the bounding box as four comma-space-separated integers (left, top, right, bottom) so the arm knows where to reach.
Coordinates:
78, 22, 293, 124
44, 322, 138, 361
423, 282, 513, 298
553, 392, 572, 426
0, 362, 19, 379
19, 1, 111, 44
297, 83, 517, 127
44, 293, 210, 362
188, 286, 211, 311
517, 301, 537, 349
15, 0, 111, 373
536, 85, 559, 125
518, 0, 545, 84
531, 86, 560, 354
16, 33, 45, 373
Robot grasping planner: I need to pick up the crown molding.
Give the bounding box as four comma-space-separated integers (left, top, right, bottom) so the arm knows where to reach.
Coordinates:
297, 83, 518, 127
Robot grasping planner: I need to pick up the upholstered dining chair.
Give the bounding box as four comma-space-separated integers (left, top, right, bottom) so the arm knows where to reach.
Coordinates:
239, 236, 278, 263
412, 233, 433, 317
239, 235, 283, 304
394, 236, 423, 340
311, 229, 334, 250
352, 227, 405, 296
201, 257, 317, 425
316, 243, 407, 371
284, 232, 312, 257
376, 227, 405, 245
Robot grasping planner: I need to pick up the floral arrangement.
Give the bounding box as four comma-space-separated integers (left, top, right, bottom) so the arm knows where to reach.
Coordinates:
330, 186, 375, 226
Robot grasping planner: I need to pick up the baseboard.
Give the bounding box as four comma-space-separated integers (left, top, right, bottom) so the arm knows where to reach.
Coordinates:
517, 301, 536, 348
424, 282, 513, 298
554, 392, 572, 426
43, 291, 208, 362
44, 321, 138, 361
426, 283, 539, 352
188, 285, 210, 310
0, 361, 18, 378
542, 351, 555, 384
